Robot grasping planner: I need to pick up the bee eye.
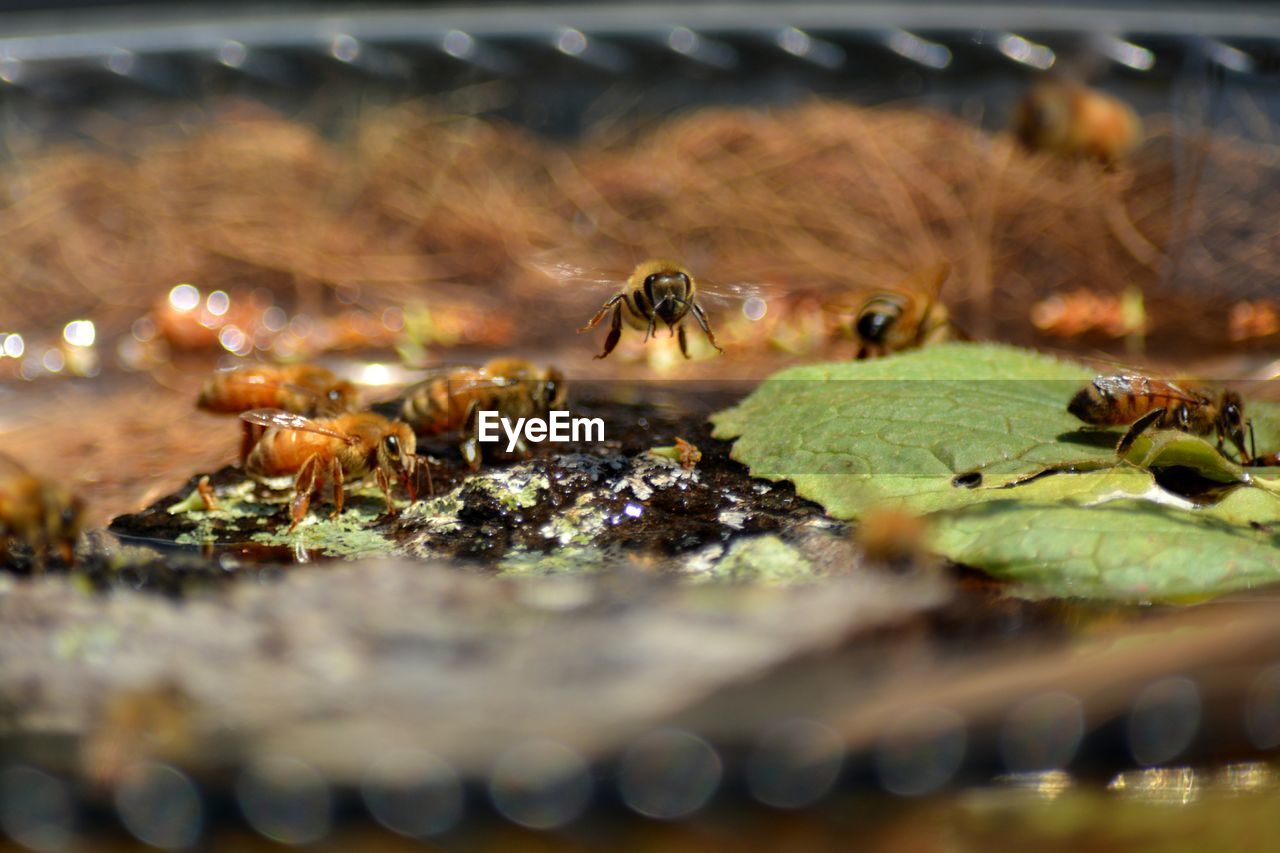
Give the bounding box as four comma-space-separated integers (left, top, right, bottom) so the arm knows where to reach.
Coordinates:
61, 506, 77, 526
544, 381, 559, 405
856, 310, 895, 344
644, 274, 659, 288
384, 435, 400, 455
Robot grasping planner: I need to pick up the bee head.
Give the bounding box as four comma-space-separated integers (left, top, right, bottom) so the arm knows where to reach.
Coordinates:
44, 485, 84, 549
1220, 391, 1249, 456
326, 381, 357, 412
540, 368, 567, 409
644, 271, 692, 327
377, 425, 417, 481
1015, 86, 1070, 148
855, 297, 904, 345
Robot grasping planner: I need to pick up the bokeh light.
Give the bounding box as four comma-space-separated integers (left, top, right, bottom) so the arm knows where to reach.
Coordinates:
362, 750, 464, 839
0, 766, 76, 851
168, 283, 200, 313
488, 739, 591, 830
876, 706, 966, 797
617, 729, 721, 820
1128, 677, 1201, 767
236, 756, 332, 845
114, 762, 204, 850
746, 718, 844, 809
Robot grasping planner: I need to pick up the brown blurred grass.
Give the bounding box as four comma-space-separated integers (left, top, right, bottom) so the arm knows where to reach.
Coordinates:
1, 97, 1278, 353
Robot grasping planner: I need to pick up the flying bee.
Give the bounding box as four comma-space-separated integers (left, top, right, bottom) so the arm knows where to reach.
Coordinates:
1068, 375, 1252, 462
537, 258, 772, 360
1013, 81, 1143, 165
197, 363, 357, 463
0, 453, 84, 571
576, 259, 723, 359
401, 358, 566, 469
833, 262, 953, 359
240, 410, 420, 531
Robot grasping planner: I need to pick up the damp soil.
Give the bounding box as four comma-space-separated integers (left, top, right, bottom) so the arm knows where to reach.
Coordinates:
104, 383, 832, 590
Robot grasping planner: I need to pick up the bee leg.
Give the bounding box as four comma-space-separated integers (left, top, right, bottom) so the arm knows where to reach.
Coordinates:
595, 304, 624, 360
678, 324, 690, 359
1116, 408, 1167, 458
461, 436, 482, 470
31, 540, 48, 575
579, 295, 623, 333
197, 476, 220, 512
402, 456, 419, 503
376, 467, 396, 515
414, 455, 435, 498
239, 423, 264, 467
461, 401, 484, 470
329, 456, 344, 519
688, 300, 724, 354
1225, 418, 1257, 465
288, 455, 320, 531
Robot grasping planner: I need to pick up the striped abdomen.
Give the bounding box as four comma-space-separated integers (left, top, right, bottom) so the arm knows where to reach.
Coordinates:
402, 372, 493, 435
1068, 375, 1208, 429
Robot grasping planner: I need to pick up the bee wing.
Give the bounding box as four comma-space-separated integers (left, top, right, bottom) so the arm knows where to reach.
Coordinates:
257, 378, 327, 398
404, 375, 520, 401
894, 261, 952, 300
526, 258, 624, 291
239, 409, 356, 443
1091, 375, 1205, 404
695, 278, 789, 322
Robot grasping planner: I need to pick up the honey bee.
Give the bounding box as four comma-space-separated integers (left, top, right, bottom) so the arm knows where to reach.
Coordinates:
839, 263, 953, 359
854, 508, 933, 572
1013, 81, 1143, 165
0, 453, 84, 570
572, 259, 726, 359
198, 363, 357, 463
1068, 375, 1252, 461
401, 358, 566, 469
240, 410, 420, 530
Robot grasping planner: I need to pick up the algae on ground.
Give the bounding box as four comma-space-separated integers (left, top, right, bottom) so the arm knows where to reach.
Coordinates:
693, 535, 817, 585
249, 494, 405, 560
497, 544, 613, 577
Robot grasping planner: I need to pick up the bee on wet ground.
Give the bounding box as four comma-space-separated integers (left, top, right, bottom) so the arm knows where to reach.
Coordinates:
1068, 375, 1252, 462
0, 452, 84, 571
400, 358, 565, 469
240, 409, 421, 530
197, 363, 357, 463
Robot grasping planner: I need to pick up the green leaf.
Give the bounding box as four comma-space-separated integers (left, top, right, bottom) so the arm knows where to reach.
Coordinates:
1124, 430, 1245, 484
712, 342, 1280, 600
930, 499, 1280, 601
711, 342, 1108, 517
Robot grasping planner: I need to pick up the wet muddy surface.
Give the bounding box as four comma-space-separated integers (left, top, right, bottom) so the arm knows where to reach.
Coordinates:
104, 386, 835, 589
